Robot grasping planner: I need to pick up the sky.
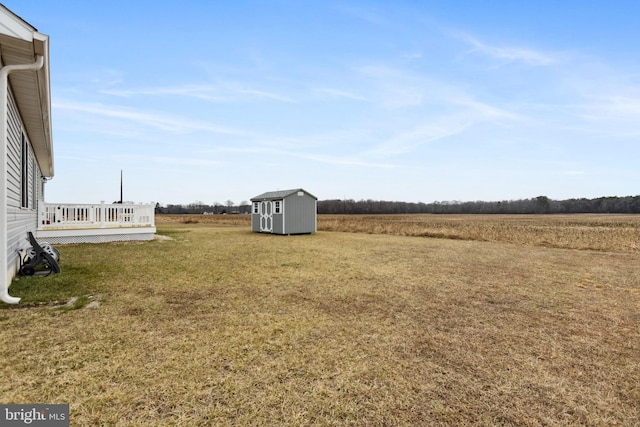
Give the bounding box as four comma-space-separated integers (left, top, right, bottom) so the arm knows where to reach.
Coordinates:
6, 1, 640, 205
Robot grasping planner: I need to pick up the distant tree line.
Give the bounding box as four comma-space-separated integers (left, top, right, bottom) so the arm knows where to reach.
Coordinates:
156, 201, 251, 215
317, 195, 640, 215
155, 195, 640, 215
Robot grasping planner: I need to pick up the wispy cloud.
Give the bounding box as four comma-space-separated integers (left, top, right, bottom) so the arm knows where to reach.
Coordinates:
333, 4, 387, 26
200, 144, 396, 169
285, 151, 396, 168
313, 87, 368, 101
569, 96, 640, 138
101, 83, 295, 103
368, 119, 473, 156
457, 33, 555, 66
588, 94, 640, 118
362, 97, 524, 156
348, 60, 528, 156
101, 85, 222, 100
354, 65, 430, 108
149, 156, 221, 167
401, 52, 423, 60
452, 97, 526, 122
53, 99, 245, 135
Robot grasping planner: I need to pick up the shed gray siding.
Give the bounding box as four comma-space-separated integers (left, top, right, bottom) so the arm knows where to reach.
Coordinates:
251, 211, 259, 232
282, 192, 316, 234
251, 212, 258, 232
6, 87, 40, 278
273, 213, 284, 234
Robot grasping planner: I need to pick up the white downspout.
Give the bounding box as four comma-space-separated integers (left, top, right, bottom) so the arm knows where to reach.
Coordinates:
0, 55, 45, 304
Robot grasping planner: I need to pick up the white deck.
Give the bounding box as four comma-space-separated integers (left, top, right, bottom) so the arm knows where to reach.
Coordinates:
36, 203, 156, 244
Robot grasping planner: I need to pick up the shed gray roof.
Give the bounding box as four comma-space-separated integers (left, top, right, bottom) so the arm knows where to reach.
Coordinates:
251, 188, 317, 201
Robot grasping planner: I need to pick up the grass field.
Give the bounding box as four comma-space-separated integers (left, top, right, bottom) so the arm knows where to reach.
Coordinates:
1, 214, 639, 425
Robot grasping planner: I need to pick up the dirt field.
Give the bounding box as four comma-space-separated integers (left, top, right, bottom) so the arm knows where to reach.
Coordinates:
1, 214, 639, 425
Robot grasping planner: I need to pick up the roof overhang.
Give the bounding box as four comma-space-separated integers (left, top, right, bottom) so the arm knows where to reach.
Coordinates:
0, 4, 53, 177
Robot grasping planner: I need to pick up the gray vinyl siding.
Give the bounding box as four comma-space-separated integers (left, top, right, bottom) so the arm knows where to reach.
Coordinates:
251, 213, 259, 232
282, 193, 316, 234
6, 86, 40, 278
273, 213, 284, 234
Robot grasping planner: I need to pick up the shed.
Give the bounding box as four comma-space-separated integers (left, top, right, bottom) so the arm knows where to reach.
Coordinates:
251, 189, 317, 235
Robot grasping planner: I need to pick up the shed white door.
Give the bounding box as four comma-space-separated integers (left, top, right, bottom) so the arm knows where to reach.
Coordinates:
259, 201, 273, 232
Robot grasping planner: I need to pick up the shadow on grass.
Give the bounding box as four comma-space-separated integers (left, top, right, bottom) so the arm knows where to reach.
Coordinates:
1, 263, 99, 309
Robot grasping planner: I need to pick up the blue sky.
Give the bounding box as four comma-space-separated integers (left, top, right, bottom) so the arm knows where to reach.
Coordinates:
7, 1, 640, 205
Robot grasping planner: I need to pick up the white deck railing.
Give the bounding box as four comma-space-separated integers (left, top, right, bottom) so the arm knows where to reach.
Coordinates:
38, 203, 155, 230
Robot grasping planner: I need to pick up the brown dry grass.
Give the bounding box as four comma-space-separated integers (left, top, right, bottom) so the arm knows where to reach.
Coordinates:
1, 214, 639, 425
317, 214, 640, 252
158, 213, 640, 252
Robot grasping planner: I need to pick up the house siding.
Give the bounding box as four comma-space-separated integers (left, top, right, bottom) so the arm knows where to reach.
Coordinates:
6, 87, 39, 278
